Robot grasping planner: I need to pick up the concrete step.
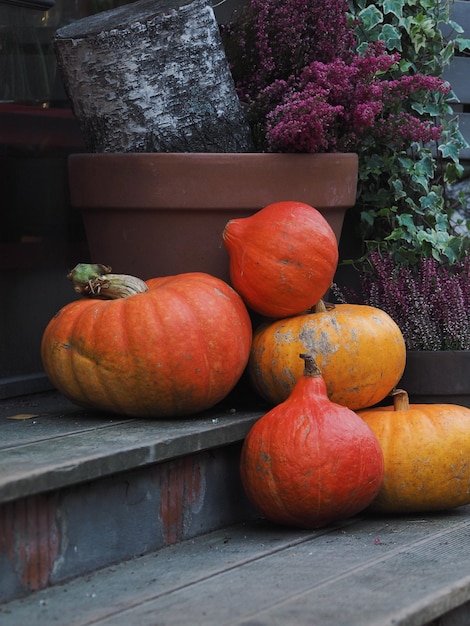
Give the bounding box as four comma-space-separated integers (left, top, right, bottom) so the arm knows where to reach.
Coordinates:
1, 508, 470, 625
0, 390, 265, 603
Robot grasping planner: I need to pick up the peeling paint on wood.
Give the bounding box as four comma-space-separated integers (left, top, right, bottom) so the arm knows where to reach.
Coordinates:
157, 456, 205, 545
0, 444, 253, 603
0, 493, 60, 594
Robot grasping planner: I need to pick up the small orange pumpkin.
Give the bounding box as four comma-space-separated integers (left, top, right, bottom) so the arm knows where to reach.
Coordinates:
249, 302, 406, 410
240, 354, 384, 529
222, 201, 338, 318
41, 264, 252, 418
358, 390, 470, 513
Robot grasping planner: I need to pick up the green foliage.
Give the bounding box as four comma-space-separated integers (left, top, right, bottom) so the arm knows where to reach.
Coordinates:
348, 0, 470, 265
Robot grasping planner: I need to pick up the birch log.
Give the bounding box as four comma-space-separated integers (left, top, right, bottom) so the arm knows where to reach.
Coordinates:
54, 0, 253, 153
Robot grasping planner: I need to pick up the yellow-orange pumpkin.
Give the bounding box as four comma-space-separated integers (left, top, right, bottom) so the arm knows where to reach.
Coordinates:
222, 201, 338, 318
41, 265, 252, 418
240, 354, 384, 529
249, 302, 406, 410
358, 390, 470, 513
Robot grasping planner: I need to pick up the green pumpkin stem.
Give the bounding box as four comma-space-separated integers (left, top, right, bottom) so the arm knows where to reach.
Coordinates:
391, 388, 410, 411
299, 353, 322, 378
67, 263, 148, 299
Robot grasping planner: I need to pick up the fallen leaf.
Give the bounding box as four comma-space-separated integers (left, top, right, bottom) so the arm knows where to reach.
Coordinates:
7, 413, 38, 421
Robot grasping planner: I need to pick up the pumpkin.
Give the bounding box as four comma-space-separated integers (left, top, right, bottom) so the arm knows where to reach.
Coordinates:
249, 301, 406, 410
222, 201, 338, 318
240, 354, 384, 529
358, 390, 470, 513
41, 264, 252, 418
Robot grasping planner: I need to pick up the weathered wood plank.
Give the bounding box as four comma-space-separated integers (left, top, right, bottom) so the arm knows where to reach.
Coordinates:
444, 57, 470, 102
0, 402, 130, 449
1, 509, 469, 626
0, 443, 255, 602
92, 511, 470, 626
0, 400, 263, 503
450, 1, 470, 33
442, 1, 470, 158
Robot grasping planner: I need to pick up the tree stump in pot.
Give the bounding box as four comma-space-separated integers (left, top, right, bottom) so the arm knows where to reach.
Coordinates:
54, 0, 253, 153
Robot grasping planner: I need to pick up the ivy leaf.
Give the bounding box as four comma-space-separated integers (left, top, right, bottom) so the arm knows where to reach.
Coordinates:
435, 212, 449, 232
360, 210, 375, 226
455, 37, 470, 53
357, 5, 383, 31
444, 160, 464, 184
376, 206, 398, 218
383, 0, 403, 19
420, 191, 443, 212
448, 19, 465, 35
410, 174, 429, 193
379, 23, 402, 50
442, 246, 458, 264
440, 41, 455, 65
439, 142, 460, 161
418, 154, 435, 178
398, 156, 414, 169
396, 213, 416, 232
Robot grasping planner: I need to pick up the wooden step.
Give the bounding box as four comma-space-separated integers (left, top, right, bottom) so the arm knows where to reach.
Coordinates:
0, 390, 265, 603
3, 391, 470, 625
1, 508, 470, 625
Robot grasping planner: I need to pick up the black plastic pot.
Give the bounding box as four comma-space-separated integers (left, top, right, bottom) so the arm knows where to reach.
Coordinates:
398, 350, 470, 408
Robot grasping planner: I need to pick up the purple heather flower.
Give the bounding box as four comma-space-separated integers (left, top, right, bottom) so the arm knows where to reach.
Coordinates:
222, 0, 450, 154
339, 252, 470, 350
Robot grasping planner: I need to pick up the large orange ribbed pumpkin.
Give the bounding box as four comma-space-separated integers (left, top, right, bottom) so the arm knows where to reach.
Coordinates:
41, 265, 252, 417
358, 390, 470, 513
222, 201, 338, 318
240, 354, 384, 529
249, 302, 406, 410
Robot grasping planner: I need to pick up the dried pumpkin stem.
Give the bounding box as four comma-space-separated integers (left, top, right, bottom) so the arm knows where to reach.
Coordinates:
299, 353, 322, 378
391, 388, 410, 411
67, 263, 148, 299
313, 299, 328, 313
306, 299, 336, 314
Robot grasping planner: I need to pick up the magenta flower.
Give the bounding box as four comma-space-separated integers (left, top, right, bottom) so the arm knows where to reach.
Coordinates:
221, 0, 449, 154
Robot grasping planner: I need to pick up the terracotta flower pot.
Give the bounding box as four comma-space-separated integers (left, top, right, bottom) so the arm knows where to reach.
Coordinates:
398, 350, 470, 408
68, 152, 358, 282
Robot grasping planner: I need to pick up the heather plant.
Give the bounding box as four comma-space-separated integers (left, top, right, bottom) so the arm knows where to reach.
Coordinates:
222, 0, 470, 265
333, 251, 470, 350
222, 0, 356, 101
264, 50, 447, 155
221, 0, 356, 148
222, 0, 449, 156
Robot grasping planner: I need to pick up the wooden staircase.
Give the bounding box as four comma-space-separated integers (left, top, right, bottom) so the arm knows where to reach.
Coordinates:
0, 390, 263, 600
1, 390, 470, 625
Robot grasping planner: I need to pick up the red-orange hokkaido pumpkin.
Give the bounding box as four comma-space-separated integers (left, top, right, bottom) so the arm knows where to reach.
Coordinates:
249, 302, 406, 410
240, 354, 385, 529
41, 265, 252, 418
358, 390, 470, 513
222, 201, 338, 318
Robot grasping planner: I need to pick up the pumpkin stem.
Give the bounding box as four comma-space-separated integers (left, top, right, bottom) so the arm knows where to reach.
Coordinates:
67, 263, 148, 299
299, 353, 322, 378
307, 299, 336, 314
313, 300, 328, 313
391, 388, 410, 411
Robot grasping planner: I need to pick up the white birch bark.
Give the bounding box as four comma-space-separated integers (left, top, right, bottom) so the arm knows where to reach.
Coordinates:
54, 0, 253, 153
